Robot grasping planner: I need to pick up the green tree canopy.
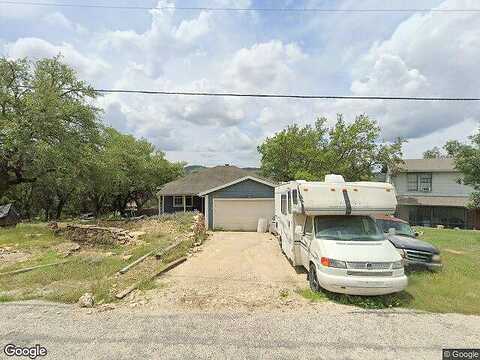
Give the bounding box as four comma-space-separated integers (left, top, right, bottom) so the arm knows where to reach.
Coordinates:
446, 132, 480, 208
0, 56, 100, 193
83, 128, 184, 216
1, 56, 184, 219
257, 114, 405, 182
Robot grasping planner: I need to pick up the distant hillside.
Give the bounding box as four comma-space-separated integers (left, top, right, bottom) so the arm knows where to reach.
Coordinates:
184, 165, 261, 175
184, 165, 208, 174
242, 167, 261, 174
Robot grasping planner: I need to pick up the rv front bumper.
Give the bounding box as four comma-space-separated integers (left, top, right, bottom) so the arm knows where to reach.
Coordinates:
316, 271, 408, 296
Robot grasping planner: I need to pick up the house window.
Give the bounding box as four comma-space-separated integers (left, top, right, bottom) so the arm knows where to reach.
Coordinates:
407, 173, 432, 192
419, 173, 432, 192
288, 191, 292, 214
185, 196, 193, 207
281, 194, 287, 215
292, 189, 298, 205
173, 196, 184, 207
407, 174, 418, 191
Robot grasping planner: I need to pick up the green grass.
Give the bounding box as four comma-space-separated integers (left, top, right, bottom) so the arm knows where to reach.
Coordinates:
0, 216, 197, 304
0, 223, 64, 251
298, 227, 480, 314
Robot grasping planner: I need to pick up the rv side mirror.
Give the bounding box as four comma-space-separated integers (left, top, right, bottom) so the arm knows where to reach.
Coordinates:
388, 228, 396, 235
414, 232, 419, 238
295, 225, 303, 236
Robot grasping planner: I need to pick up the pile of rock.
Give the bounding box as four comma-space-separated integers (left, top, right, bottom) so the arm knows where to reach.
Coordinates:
62, 224, 136, 245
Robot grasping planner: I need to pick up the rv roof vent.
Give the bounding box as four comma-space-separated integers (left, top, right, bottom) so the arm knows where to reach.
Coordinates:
324, 174, 345, 183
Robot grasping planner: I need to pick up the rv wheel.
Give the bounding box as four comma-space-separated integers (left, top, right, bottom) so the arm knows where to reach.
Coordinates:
309, 263, 321, 293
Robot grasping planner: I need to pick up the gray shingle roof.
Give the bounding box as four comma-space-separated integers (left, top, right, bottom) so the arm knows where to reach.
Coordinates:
157, 165, 271, 196
399, 158, 456, 172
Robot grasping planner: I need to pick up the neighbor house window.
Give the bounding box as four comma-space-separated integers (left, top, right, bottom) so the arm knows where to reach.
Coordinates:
173, 196, 184, 207
281, 194, 287, 215
407, 174, 418, 191
407, 173, 432, 192
419, 173, 432, 192
292, 189, 298, 205
185, 196, 193, 207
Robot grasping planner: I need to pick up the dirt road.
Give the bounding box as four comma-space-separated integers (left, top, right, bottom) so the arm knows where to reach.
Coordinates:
144, 232, 308, 311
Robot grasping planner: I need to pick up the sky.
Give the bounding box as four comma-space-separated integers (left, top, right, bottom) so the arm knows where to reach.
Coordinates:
1, 0, 479, 167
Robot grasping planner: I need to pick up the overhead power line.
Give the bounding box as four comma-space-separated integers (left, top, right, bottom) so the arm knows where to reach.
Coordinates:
93, 89, 480, 101
1, 1, 480, 13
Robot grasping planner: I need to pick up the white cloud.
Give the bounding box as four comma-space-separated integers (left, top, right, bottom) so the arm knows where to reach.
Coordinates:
174, 11, 212, 43
326, 0, 480, 142
4, 37, 109, 80
42, 12, 87, 34
223, 40, 307, 92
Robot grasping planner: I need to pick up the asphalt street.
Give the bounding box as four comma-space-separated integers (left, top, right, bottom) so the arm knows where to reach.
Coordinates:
1, 301, 479, 360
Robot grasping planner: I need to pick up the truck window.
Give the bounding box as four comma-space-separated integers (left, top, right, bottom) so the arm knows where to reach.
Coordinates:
292, 189, 298, 205
281, 194, 287, 215
304, 217, 313, 235
287, 191, 292, 213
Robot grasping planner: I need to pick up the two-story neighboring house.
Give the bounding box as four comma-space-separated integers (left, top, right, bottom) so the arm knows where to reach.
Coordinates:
388, 158, 479, 229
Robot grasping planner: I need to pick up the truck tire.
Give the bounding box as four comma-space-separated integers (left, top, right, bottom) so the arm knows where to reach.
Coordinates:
309, 263, 321, 293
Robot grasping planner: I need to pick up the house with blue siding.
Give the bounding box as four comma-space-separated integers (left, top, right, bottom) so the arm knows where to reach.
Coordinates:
157, 165, 276, 230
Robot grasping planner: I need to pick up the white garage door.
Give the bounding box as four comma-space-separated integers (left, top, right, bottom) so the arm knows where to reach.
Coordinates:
213, 198, 274, 231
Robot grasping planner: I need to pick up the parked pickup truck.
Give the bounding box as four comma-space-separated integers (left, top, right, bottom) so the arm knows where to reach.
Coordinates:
374, 215, 442, 271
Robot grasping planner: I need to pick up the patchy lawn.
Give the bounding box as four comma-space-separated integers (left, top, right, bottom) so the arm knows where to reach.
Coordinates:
0, 212, 199, 304
298, 227, 480, 315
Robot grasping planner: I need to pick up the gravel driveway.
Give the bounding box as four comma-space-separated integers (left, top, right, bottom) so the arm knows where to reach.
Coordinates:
143, 232, 308, 311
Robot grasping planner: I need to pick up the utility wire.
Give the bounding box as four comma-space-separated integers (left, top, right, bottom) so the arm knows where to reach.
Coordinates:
1, 1, 480, 13
17, 85, 480, 101
93, 89, 480, 101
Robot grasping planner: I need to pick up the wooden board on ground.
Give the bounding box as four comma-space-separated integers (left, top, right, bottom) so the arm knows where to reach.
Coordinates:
115, 257, 187, 299
118, 250, 155, 274
155, 239, 184, 259
0, 260, 71, 277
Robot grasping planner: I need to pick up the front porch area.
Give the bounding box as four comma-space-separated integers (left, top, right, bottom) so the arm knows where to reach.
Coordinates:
159, 195, 204, 214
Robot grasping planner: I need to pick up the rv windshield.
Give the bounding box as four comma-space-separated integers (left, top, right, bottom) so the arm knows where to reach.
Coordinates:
314, 216, 385, 241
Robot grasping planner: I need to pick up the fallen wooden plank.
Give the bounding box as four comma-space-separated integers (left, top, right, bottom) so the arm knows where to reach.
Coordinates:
115, 257, 187, 299
154, 256, 187, 277
118, 250, 155, 274
155, 239, 184, 259
0, 260, 71, 277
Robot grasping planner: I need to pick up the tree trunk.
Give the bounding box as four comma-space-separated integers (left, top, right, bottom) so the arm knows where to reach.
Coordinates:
55, 198, 66, 220
92, 194, 103, 217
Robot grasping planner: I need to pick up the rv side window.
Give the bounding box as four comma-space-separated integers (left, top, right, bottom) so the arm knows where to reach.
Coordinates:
281, 194, 287, 215
292, 189, 298, 205
304, 217, 313, 235
287, 191, 292, 214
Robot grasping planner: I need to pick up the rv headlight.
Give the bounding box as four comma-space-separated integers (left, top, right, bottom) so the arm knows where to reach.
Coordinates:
432, 254, 441, 263
396, 248, 406, 259
392, 260, 404, 270
320, 257, 347, 268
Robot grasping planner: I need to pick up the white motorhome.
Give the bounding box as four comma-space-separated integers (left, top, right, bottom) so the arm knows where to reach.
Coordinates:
275, 174, 408, 296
